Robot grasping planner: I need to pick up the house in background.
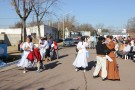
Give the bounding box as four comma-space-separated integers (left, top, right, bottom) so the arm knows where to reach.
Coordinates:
0, 25, 58, 46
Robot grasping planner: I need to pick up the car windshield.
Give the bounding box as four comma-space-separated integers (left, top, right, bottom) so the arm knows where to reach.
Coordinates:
64, 38, 73, 41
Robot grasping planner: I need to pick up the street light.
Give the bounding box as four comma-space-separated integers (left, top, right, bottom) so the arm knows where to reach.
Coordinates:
62, 11, 72, 40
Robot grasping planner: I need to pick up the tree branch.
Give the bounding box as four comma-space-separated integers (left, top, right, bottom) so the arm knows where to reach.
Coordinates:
12, 0, 23, 19
39, 0, 57, 22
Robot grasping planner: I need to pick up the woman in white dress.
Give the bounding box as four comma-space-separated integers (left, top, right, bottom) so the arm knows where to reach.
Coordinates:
17, 36, 34, 73
73, 37, 89, 72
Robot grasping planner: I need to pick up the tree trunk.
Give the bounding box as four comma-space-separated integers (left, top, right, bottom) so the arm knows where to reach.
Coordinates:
22, 19, 27, 42
37, 23, 41, 38
36, 15, 41, 38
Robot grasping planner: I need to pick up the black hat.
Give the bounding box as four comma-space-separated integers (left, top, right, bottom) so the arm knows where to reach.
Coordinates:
98, 36, 105, 41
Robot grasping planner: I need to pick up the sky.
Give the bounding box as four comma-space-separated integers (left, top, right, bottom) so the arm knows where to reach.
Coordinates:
0, 0, 135, 30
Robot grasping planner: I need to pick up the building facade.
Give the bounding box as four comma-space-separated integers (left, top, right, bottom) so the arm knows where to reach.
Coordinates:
0, 25, 58, 46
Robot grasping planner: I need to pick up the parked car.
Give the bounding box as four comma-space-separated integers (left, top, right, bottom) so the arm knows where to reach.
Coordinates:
73, 38, 80, 45
63, 38, 74, 46
55, 39, 63, 43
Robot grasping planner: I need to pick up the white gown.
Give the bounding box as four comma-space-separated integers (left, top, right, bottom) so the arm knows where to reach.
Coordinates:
73, 42, 88, 68
17, 42, 34, 68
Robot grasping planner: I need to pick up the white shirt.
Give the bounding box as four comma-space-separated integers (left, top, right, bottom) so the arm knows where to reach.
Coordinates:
115, 43, 119, 51
22, 42, 34, 51
123, 45, 131, 52
77, 41, 88, 53
90, 36, 94, 41
22, 42, 34, 54
131, 40, 134, 46
39, 40, 49, 49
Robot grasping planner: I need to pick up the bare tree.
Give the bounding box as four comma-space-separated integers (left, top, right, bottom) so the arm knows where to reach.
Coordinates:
64, 15, 76, 31
45, 15, 77, 38
102, 29, 109, 33
10, 21, 23, 28
32, 0, 59, 37
95, 23, 104, 30
126, 17, 135, 33
78, 23, 95, 31
11, 0, 33, 41
28, 21, 44, 27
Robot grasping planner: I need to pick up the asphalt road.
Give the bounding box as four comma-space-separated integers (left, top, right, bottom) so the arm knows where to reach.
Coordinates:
0, 47, 135, 90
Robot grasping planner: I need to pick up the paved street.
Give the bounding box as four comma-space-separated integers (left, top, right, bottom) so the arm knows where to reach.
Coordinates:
0, 47, 135, 90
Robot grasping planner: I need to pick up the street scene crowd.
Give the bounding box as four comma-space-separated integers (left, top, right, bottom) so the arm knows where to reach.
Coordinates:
0, 0, 135, 89
17, 34, 135, 82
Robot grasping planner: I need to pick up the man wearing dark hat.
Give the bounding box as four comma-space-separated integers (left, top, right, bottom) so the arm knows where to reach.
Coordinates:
93, 36, 108, 81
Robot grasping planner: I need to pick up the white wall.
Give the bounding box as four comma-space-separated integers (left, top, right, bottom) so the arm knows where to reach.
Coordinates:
0, 25, 45, 37
81, 31, 91, 37
0, 28, 21, 34
0, 25, 58, 39
26, 25, 45, 37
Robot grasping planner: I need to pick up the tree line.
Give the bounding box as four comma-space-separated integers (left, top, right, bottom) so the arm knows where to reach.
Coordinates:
11, 0, 135, 41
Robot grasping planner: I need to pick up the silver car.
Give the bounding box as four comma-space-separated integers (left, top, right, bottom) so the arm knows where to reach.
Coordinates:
63, 38, 74, 46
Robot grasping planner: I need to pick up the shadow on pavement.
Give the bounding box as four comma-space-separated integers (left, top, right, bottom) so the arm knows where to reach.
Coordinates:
8, 51, 22, 54
18, 61, 61, 71
45, 61, 61, 70
4, 54, 21, 63
87, 60, 96, 71
37, 88, 45, 90
58, 54, 69, 59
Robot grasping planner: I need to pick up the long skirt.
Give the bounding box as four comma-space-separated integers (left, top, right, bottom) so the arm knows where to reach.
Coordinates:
107, 57, 120, 80
17, 53, 31, 68
73, 52, 88, 68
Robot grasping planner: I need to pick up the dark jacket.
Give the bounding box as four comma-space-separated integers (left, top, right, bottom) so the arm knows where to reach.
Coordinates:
96, 41, 108, 55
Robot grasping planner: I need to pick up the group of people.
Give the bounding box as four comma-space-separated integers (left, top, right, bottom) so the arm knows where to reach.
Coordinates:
114, 36, 135, 60
73, 35, 120, 81
17, 35, 59, 73
87, 35, 97, 49
17, 34, 134, 81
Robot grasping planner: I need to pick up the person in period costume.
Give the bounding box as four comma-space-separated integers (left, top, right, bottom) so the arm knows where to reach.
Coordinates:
106, 35, 120, 80
93, 36, 108, 81
114, 39, 119, 57
17, 36, 34, 73
39, 37, 46, 61
73, 37, 89, 72
38, 37, 49, 71
51, 40, 59, 60
42, 37, 51, 62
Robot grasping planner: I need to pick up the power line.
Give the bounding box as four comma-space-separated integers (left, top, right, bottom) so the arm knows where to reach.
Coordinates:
0, 18, 20, 19
0, 17, 33, 19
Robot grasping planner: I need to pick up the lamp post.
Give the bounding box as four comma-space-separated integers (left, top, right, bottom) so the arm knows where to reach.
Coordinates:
57, 18, 59, 39
63, 17, 65, 40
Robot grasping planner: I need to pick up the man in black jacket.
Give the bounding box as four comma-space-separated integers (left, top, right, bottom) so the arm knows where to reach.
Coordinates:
93, 36, 108, 81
